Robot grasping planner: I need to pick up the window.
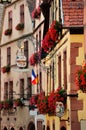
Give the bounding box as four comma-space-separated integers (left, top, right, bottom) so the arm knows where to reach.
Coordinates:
58, 55, 61, 87
7, 47, 11, 66
52, 61, 54, 91
36, 34, 38, 51
8, 11, 12, 29
27, 77, 32, 99
39, 30, 41, 49
53, 120, 55, 130
20, 79, 24, 98
37, 121, 42, 130
4, 82, 8, 100
39, 71, 42, 92
24, 41, 28, 67
20, 4, 24, 23
9, 81, 13, 100
63, 51, 67, 89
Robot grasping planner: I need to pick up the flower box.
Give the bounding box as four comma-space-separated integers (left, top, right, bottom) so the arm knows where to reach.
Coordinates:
15, 23, 24, 30
29, 95, 38, 105
3, 100, 13, 109
76, 62, 86, 92
1, 65, 10, 73
4, 28, 12, 36
13, 99, 24, 107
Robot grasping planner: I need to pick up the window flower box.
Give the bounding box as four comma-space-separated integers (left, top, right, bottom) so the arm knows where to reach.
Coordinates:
75, 62, 86, 92
32, 6, 41, 19
1, 65, 10, 73
4, 28, 12, 36
3, 100, 13, 109
15, 23, 24, 31
29, 94, 39, 106
13, 98, 24, 107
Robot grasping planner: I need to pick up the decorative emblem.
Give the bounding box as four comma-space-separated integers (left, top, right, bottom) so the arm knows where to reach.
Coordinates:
16, 49, 26, 68
56, 102, 64, 117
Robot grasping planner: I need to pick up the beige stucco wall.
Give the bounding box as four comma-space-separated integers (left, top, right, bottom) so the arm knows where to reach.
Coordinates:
0, 0, 35, 129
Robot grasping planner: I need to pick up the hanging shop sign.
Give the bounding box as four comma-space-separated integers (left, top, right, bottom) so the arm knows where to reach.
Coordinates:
55, 102, 64, 117
16, 49, 27, 68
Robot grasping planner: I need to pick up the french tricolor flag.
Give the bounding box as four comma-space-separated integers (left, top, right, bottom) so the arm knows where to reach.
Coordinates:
31, 69, 38, 85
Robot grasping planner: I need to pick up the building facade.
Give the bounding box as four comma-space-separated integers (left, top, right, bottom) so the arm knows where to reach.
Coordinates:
0, 0, 36, 130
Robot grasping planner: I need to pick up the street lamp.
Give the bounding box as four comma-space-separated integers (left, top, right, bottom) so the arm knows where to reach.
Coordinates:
0, 0, 11, 4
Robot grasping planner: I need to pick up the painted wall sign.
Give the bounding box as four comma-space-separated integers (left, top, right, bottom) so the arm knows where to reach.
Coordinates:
16, 49, 27, 68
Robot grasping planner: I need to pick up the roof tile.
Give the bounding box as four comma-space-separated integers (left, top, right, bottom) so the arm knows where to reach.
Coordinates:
62, 0, 84, 27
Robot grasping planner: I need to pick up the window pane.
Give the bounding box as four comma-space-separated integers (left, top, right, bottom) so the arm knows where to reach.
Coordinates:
8, 11, 12, 29
20, 79, 24, 98
7, 47, 11, 65
27, 77, 31, 99
9, 81, 13, 100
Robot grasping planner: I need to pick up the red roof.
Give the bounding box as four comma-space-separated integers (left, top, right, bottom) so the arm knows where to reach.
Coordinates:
62, 0, 84, 27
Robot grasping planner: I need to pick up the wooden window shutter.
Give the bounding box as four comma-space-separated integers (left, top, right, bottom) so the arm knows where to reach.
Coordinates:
27, 77, 32, 99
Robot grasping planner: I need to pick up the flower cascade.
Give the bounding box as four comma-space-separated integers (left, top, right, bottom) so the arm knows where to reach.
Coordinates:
32, 6, 41, 19
42, 20, 62, 53
37, 92, 49, 114
75, 62, 86, 92
30, 88, 66, 115
48, 87, 66, 115
29, 94, 39, 105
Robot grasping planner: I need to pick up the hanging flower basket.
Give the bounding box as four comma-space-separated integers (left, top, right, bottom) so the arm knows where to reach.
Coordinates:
75, 62, 86, 92
15, 23, 24, 31
32, 6, 41, 19
29, 52, 40, 66
4, 28, 12, 36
